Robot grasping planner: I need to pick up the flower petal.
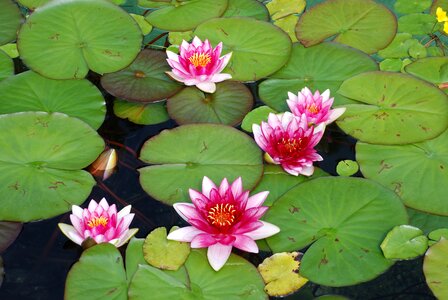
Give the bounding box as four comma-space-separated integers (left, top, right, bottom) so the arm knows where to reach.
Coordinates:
167, 226, 204, 242
246, 191, 269, 209
72, 205, 84, 219
233, 235, 258, 253
98, 198, 109, 210
115, 228, 139, 247
211, 73, 232, 83
202, 176, 217, 198
326, 107, 346, 124
88, 199, 99, 212
196, 82, 216, 93
166, 50, 179, 63
244, 221, 280, 240
191, 233, 217, 248
173, 203, 203, 222
230, 177, 243, 198
117, 205, 132, 219
207, 243, 233, 271
58, 223, 84, 245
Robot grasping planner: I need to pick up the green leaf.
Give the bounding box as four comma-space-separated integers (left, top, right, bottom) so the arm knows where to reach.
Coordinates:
337, 71, 448, 144
114, 99, 169, 125
241, 106, 277, 132
223, 0, 269, 21
195, 17, 292, 81
424, 239, 448, 299
429, 228, 448, 242
0, 0, 22, 46
139, 124, 263, 205
125, 238, 148, 283
380, 225, 428, 260
377, 33, 415, 59
130, 14, 153, 35
428, 46, 444, 57
166, 82, 253, 126
168, 31, 193, 45
274, 15, 299, 42
296, 0, 397, 54
336, 160, 359, 176
16, 0, 51, 9
394, 0, 432, 14
0, 222, 22, 253
266, 0, 306, 20
405, 57, 448, 85
408, 42, 427, 59
398, 14, 440, 35
138, 0, 172, 9
18, 0, 142, 79
379, 58, 403, 72
0, 50, 13, 82
65, 244, 128, 300
408, 208, 448, 234
264, 177, 408, 287
0, 43, 18, 58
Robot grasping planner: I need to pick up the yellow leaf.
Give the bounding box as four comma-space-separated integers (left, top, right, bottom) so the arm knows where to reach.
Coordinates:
267, 0, 306, 20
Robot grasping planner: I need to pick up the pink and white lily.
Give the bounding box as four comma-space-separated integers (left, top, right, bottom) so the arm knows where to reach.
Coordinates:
253, 112, 324, 176
167, 176, 280, 271
287, 87, 345, 125
166, 36, 232, 93
58, 198, 138, 247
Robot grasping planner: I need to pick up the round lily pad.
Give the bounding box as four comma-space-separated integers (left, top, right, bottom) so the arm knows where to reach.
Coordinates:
405, 57, 448, 85
394, 0, 432, 14
356, 129, 448, 215
65, 243, 127, 300
223, 0, 269, 21
145, 0, 228, 31
16, 0, 50, 9
0, 71, 106, 129
0, 112, 104, 221
114, 99, 169, 125
139, 124, 263, 205
337, 71, 448, 144
195, 17, 292, 82
380, 225, 428, 260
296, 0, 397, 54
166, 82, 253, 126
264, 177, 408, 287
128, 249, 267, 299
336, 160, 359, 177
398, 14, 439, 35
408, 208, 448, 234
125, 238, 147, 283
0, 0, 22, 46
0, 222, 22, 253
258, 42, 378, 111
17, 0, 142, 79
241, 106, 278, 133
424, 239, 448, 299
0, 50, 13, 82
274, 15, 299, 43
101, 49, 182, 102
266, 0, 305, 20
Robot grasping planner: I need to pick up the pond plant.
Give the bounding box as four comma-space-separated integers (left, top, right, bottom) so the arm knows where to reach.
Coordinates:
0, 0, 448, 299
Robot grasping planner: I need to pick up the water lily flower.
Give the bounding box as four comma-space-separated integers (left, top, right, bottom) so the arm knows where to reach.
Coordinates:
437, 7, 448, 23
253, 112, 324, 176
287, 87, 345, 125
58, 198, 138, 247
167, 176, 280, 271
166, 36, 232, 93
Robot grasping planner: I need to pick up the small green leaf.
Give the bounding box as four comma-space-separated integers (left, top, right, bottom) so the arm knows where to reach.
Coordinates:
267, 0, 306, 20
429, 228, 448, 242
394, 0, 432, 14
380, 225, 428, 260
378, 33, 415, 59
336, 160, 359, 177
273, 15, 299, 42
398, 14, 440, 35
428, 46, 444, 57
408, 43, 427, 59
130, 14, 153, 35
168, 31, 193, 45
241, 106, 277, 132
114, 99, 169, 125
0, 43, 18, 58
379, 58, 403, 72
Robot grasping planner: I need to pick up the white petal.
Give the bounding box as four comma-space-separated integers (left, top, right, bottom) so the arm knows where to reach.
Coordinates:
300, 165, 315, 176
173, 203, 197, 222
115, 228, 139, 247
246, 191, 269, 209
207, 243, 233, 271
192, 36, 202, 47
166, 71, 187, 83
287, 91, 298, 101
202, 176, 217, 197
244, 221, 280, 240
98, 198, 109, 210
166, 50, 179, 62
196, 82, 216, 93
211, 73, 232, 83
167, 226, 204, 242
314, 123, 326, 134
216, 52, 232, 72
321, 89, 331, 102
88, 199, 98, 212
326, 107, 346, 124
230, 177, 243, 197
58, 223, 84, 245
117, 205, 132, 219
71, 205, 84, 219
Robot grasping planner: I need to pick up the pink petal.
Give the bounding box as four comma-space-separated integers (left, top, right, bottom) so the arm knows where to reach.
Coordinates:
196, 82, 216, 93
326, 107, 346, 124
115, 228, 139, 247
117, 205, 132, 219
218, 178, 230, 197
88, 200, 99, 212
167, 226, 204, 242
192, 36, 202, 47
69, 215, 84, 234
98, 198, 109, 210
233, 220, 263, 234
58, 223, 84, 245
320, 89, 331, 102
189, 188, 208, 210
202, 176, 217, 197
207, 243, 233, 271
216, 52, 232, 73
246, 191, 269, 209
191, 233, 217, 248
211, 73, 232, 83
230, 177, 243, 198
166, 71, 187, 84
71, 205, 83, 219
173, 203, 203, 222
117, 213, 134, 233
166, 50, 179, 63
233, 235, 259, 253
244, 221, 280, 240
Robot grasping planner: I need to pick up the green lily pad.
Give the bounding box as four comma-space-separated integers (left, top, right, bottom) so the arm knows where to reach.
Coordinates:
377, 33, 416, 59
296, 0, 397, 54
16, 0, 50, 9
139, 124, 263, 205
143, 227, 190, 271
0, 222, 22, 253
379, 58, 403, 72
0, 50, 13, 82
428, 46, 444, 57
195, 17, 292, 82
114, 99, 169, 125
145, 0, 228, 31
405, 57, 448, 85
356, 130, 448, 215
130, 14, 153, 35
138, 0, 172, 9
398, 14, 439, 35
424, 239, 448, 299
65, 243, 127, 300
166, 82, 253, 126
0, 112, 104, 221
408, 208, 448, 234
241, 106, 278, 132
128, 249, 267, 299
429, 228, 448, 243
258, 42, 378, 111
252, 165, 328, 207
264, 177, 408, 287
380, 225, 428, 260
394, 0, 432, 14
125, 238, 147, 283
337, 71, 448, 144
0, 71, 106, 129
408, 43, 427, 59
336, 160, 359, 177
0, 0, 22, 46
274, 15, 299, 43
18, 0, 142, 79
266, 0, 306, 20
223, 0, 269, 21
0, 43, 19, 58
168, 31, 193, 46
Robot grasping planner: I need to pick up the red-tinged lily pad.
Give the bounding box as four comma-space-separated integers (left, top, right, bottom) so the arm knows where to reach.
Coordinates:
101, 49, 182, 103
114, 99, 169, 125
0, 50, 13, 82
424, 239, 448, 299
166, 81, 253, 126
223, 0, 269, 21
139, 124, 263, 205
0, 222, 22, 253
296, 0, 396, 54
405, 57, 448, 85
0, 0, 22, 46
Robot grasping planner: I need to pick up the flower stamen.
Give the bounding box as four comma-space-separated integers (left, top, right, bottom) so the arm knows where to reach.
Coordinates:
207, 203, 236, 227
87, 216, 108, 228
188, 52, 212, 68
279, 137, 303, 153
307, 103, 319, 114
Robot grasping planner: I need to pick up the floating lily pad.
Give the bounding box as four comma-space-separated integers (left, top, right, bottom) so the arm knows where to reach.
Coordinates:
356, 129, 448, 215
125, 238, 147, 283
398, 14, 439, 35
145, 0, 228, 31
0, 112, 104, 221
0, 222, 22, 253
143, 227, 190, 271
264, 177, 408, 286
223, 0, 269, 21
168, 31, 193, 46
0, 43, 18, 58
379, 58, 402, 72
408, 208, 448, 233
380, 225, 428, 260
0, 71, 106, 129
114, 99, 169, 125
16, 0, 50, 9
241, 106, 278, 132
266, 0, 305, 20
130, 14, 153, 35
296, 0, 396, 54
18, 0, 142, 79
65, 243, 127, 300
101, 49, 182, 102
424, 239, 448, 299
429, 228, 448, 243
336, 160, 359, 177
128, 249, 267, 299
258, 43, 378, 111
394, 0, 432, 14
167, 82, 253, 126
195, 17, 292, 81
377, 33, 417, 59
0, 50, 13, 82
139, 124, 263, 205
274, 15, 299, 43
409, 43, 427, 59
0, 0, 22, 46
138, 0, 172, 8
405, 57, 448, 85
337, 71, 448, 144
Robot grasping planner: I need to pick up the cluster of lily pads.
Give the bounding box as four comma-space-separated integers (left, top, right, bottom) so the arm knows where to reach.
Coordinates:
1, 0, 448, 298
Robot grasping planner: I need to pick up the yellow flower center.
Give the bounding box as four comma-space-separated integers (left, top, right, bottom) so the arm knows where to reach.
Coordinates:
87, 216, 109, 228
207, 203, 236, 227
189, 53, 212, 68
279, 138, 303, 153
307, 104, 319, 114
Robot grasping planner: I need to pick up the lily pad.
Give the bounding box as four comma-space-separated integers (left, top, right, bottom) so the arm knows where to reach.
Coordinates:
424, 239, 448, 299
65, 243, 127, 300
258, 42, 378, 111
143, 227, 190, 271
356, 129, 448, 215
168, 31, 193, 46
125, 238, 147, 283
128, 249, 267, 299
16, 0, 50, 9
336, 71, 448, 144
0, 0, 22, 46
266, 0, 306, 20
336, 160, 359, 177
296, 0, 397, 54
241, 106, 278, 132
408, 208, 448, 234
405, 57, 448, 85
0, 50, 13, 82
274, 15, 299, 43
167, 82, 253, 126
0, 112, 104, 221
0, 222, 22, 253
377, 33, 417, 59
264, 177, 408, 286
101, 49, 181, 102
429, 228, 448, 243
379, 59, 402, 72
0, 71, 106, 129
223, 0, 269, 21
138, 0, 172, 9
394, 0, 432, 14
398, 14, 439, 35
195, 17, 292, 82
114, 99, 169, 125
0, 43, 19, 58
380, 225, 428, 260
130, 14, 153, 35
139, 124, 263, 205
18, 0, 142, 79
145, 0, 228, 31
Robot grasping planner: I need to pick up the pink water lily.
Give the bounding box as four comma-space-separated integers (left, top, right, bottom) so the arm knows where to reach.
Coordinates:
253, 112, 324, 176
58, 198, 138, 247
167, 176, 280, 271
287, 87, 346, 125
166, 36, 232, 93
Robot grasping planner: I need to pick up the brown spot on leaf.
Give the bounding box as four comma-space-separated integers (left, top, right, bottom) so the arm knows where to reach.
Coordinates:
288, 205, 300, 214
49, 181, 65, 190
287, 236, 296, 243
361, 248, 370, 253
378, 160, 393, 174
